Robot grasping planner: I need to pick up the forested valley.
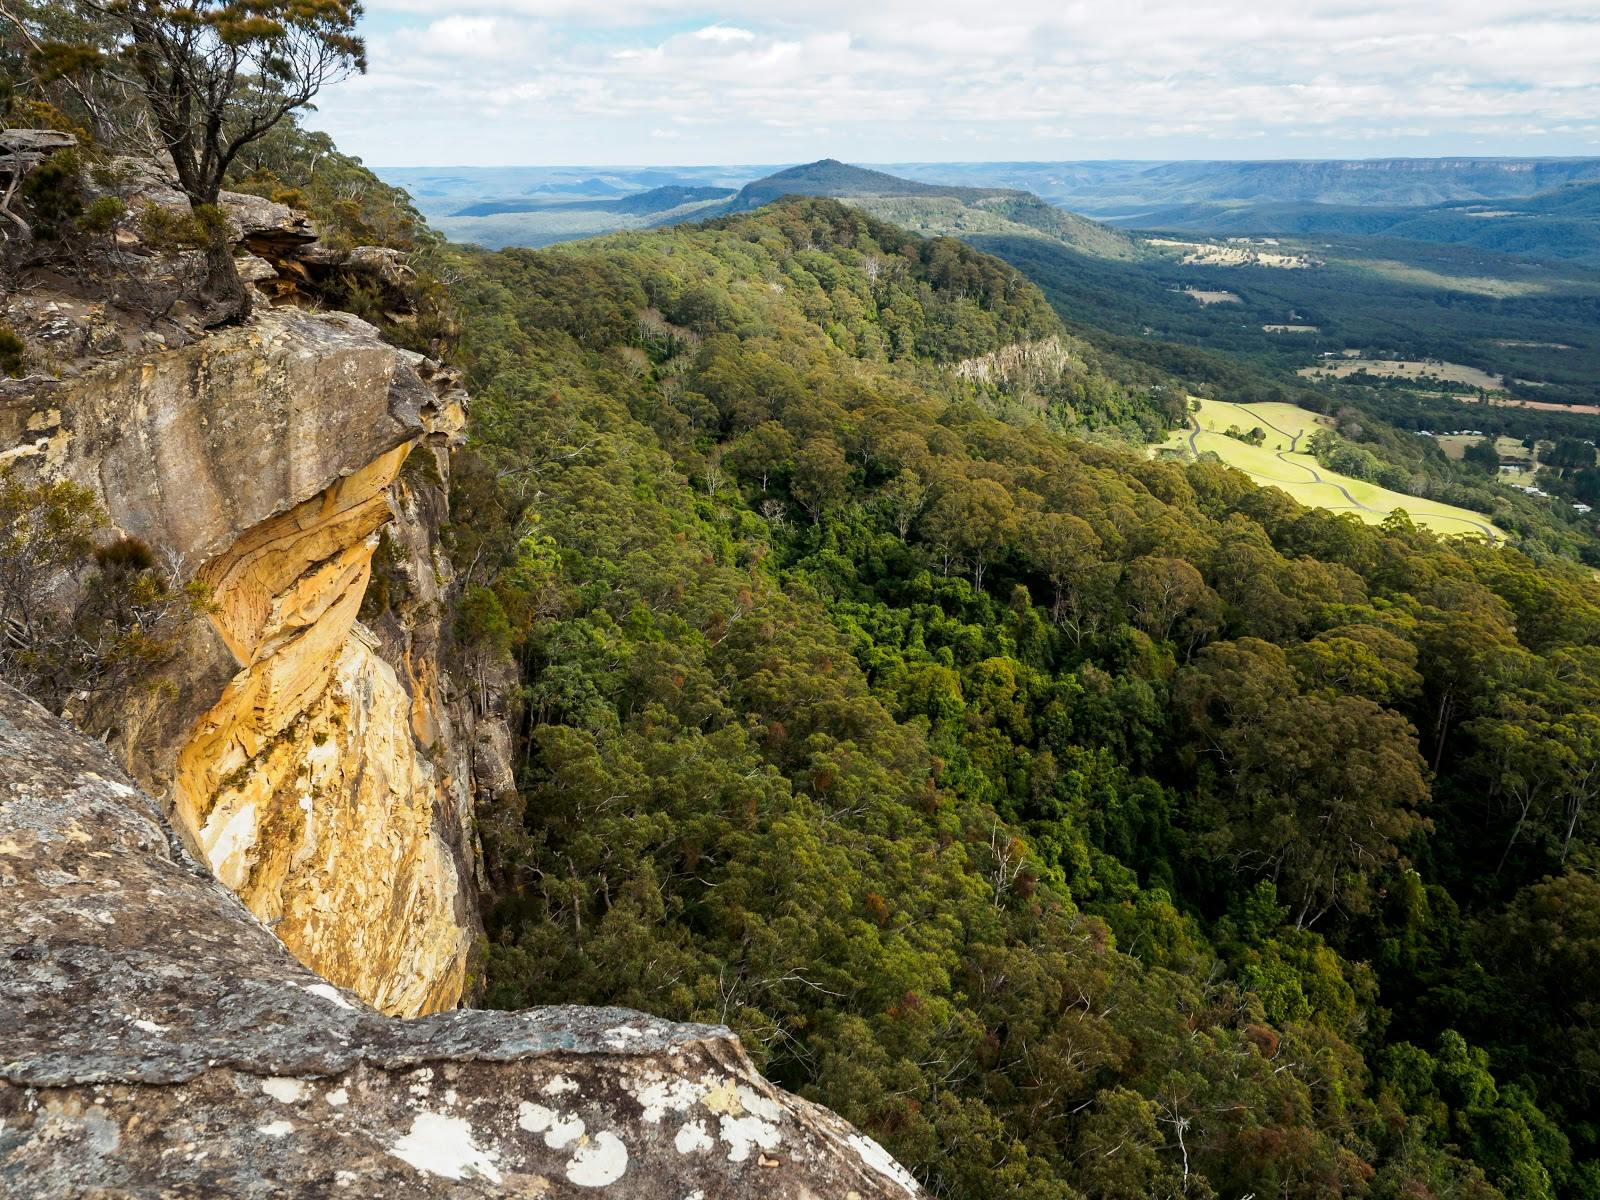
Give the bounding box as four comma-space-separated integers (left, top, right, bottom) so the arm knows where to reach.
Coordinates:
422, 196, 1600, 1198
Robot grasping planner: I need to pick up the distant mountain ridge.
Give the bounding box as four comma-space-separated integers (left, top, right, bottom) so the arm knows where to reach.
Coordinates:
1121, 179, 1600, 266
378, 157, 1600, 267
713, 159, 1141, 260
727, 158, 1010, 207
451, 185, 736, 219
873, 158, 1600, 214
386, 158, 1138, 259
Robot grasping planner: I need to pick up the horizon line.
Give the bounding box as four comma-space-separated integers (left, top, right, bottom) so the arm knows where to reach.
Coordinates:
373, 153, 1600, 170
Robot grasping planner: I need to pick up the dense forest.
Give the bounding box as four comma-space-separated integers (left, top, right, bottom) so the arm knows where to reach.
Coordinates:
430, 197, 1600, 1198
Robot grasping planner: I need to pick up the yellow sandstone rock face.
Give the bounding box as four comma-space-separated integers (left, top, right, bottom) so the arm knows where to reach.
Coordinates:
1, 299, 486, 1018
174, 447, 470, 1016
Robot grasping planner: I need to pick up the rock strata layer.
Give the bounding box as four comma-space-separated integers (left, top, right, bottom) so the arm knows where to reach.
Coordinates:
0, 682, 921, 1199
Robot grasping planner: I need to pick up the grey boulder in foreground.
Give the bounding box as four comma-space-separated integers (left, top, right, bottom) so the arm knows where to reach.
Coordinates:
0, 683, 921, 1198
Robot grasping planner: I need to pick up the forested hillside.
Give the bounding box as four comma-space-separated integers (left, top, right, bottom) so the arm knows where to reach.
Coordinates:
445, 198, 1600, 1199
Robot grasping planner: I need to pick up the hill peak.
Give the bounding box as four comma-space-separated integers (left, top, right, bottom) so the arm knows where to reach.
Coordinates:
723, 160, 1141, 261
739, 159, 935, 202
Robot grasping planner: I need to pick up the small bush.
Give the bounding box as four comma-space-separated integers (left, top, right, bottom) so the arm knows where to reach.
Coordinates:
21, 151, 85, 240
76, 195, 125, 238
0, 325, 25, 376
137, 201, 208, 252
94, 535, 156, 572
0, 466, 209, 724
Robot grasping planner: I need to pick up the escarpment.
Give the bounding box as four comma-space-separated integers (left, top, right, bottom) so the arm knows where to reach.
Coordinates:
0, 681, 922, 1198
0, 152, 490, 1015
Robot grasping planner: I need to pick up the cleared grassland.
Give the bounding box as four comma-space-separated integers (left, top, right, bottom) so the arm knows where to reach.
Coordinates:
1187, 397, 1331, 451
1157, 398, 1502, 539
1148, 238, 1318, 269
1435, 434, 1533, 463
1484, 395, 1600, 415
1183, 287, 1241, 305
1298, 358, 1506, 391
1435, 434, 1538, 482
1348, 259, 1549, 298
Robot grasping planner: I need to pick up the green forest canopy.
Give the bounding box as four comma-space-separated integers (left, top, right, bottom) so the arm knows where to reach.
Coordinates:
437, 198, 1600, 1200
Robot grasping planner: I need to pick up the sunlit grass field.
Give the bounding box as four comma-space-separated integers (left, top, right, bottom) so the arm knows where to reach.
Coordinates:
1158, 398, 1503, 538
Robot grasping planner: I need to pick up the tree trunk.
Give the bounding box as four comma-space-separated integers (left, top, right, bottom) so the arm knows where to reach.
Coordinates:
199, 233, 251, 327
1432, 688, 1454, 774
1495, 792, 1535, 876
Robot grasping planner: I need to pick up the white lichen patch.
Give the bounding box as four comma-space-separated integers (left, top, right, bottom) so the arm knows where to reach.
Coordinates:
566, 1130, 629, 1188
389, 1112, 502, 1184
541, 1074, 579, 1097
130, 1018, 168, 1034
257, 1120, 294, 1138
733, 1085, 783, 1123
601, 1023, 645, 1050
633, 1077, 704, 1123
675, 1120, 714, 1154
717, 1114, 782, 1164
517, 1101, 585, 1149
847, 1132, 922, 1196
260, 1078, 307, 1104
326, 1088, 350, 1107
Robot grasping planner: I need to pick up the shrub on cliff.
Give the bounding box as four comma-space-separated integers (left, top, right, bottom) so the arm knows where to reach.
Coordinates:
0, 466, 210, 729
0, 323, 25, 375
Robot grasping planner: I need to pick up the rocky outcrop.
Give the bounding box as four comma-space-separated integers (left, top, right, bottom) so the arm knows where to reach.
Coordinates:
0, 682, 922, 1199
1, 174, 485, 1015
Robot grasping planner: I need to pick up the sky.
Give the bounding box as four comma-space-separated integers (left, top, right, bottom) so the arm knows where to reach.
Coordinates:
308, 0, 1600, 167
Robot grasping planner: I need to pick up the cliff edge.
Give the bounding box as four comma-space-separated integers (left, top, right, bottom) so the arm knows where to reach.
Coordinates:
0, 680, 921, 1198
1, 146, 498, 1014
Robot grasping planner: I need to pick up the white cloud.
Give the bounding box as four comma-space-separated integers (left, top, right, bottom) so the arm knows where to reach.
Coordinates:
692, 24, 757, 43
316, 0, 1600, 164
392, 14, 543, 60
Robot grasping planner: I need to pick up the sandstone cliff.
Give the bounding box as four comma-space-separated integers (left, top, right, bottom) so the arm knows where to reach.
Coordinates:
0, 681, 921, 1198
0, 154, 494, 1015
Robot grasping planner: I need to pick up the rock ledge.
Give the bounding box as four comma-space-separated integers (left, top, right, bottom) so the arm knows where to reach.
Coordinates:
0, 682, 920, 1198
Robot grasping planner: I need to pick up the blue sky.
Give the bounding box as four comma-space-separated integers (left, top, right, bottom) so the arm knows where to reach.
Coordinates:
309, 1, 1600, 167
